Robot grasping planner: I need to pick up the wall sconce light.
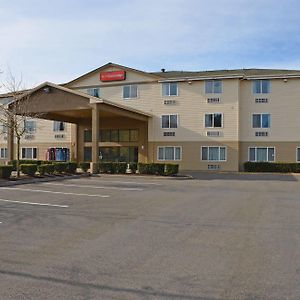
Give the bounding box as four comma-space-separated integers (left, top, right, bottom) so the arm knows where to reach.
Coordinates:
43, 87, 51, 93
141, 145, 144, 150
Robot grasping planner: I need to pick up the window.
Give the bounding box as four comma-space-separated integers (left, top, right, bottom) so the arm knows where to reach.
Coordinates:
205, 113, 222, 128
162, 114, 178, 129
84, 130, 92, 142
205, 80, 222, 94
123, 85, 138, 99
99, 129, 139, 142
249, 147, 275, 162
0, 148, 7, 159
0, 123, 8, 134
24, 120, 36, 133
297, 148, 300, 162
53, 121, 65, 132
21, 147, 37, 159
252, 113, 270, 128
87, 88, 100, 98
201, 146, 226, 161
158, 146, 181, 161
253, 80, 270, 94
162, 82, 178, 96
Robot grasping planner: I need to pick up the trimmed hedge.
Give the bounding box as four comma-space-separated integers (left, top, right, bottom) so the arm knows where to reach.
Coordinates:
99, 162, 127, 174
53, 162, 69, 174
129, 162, 138, 173
165, 164, 179, 176
79, 162, 90, 172
67, 162, 78, 174
138, 163, 165, 175
37, 164, 55, 175
244, 162, 300, 173
20, 164, 37, 176
9, 160, 44, 170
0, 165, 13, 179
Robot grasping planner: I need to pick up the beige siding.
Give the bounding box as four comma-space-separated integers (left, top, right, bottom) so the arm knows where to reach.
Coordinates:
240, 78, 300, 142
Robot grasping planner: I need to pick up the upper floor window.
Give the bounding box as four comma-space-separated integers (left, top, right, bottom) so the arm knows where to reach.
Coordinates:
0, 148, 7, 159
201, 146, 226, 161
205, 113, 223, 128
53, 121, 65, 132
123, 85, 138, 99
297, 148, 300, 162
162, 114, 178, 129
21, 147, 37, 159
87, 88, 100, 98
0, 123, 8, 134
24, 120, 36, 133
162, 82, 178, 96
249, 147, 275, 162
205, 80, 222, 94
253, 80, 270, 94
252, 113, 270, 128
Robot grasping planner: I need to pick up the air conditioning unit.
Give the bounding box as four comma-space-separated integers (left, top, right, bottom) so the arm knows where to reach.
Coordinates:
207, 98, 220, 103
24, 135, 35, 140
163, 132, 175, 137
163, 99, 176, 105
255, 98, 268, 103
207, 131, 221, 137
255, 131, 268, 137
208, 164, 220, 170
54, 134, 65, 139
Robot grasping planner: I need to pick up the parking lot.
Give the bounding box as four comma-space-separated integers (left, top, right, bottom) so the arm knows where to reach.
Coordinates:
0, 173, 300, 299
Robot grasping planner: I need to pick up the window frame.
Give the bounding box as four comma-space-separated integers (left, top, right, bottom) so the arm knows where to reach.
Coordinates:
123, 84, 138, 99
0, 148, 7, 159
162, 82, 179, 97
53, 121, 65, 132
157, 146, 182, 161
252, 80, 271, 94
205, 80, 223, 94
296, 147, 300, 162
161, 114, 179, 129
252, 113, 271, 128
24, 120, 36, 133
201, 146, 227, 162
21, 147, 37, 159
87, 88, 100, 98
248, 146, 275, 162
204, 113, 223, 128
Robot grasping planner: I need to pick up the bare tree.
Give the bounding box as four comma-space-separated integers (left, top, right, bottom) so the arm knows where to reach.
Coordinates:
0, 72, 43, 177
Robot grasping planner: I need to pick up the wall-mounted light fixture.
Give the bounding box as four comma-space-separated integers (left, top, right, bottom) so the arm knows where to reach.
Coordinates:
43, 87, 51, 93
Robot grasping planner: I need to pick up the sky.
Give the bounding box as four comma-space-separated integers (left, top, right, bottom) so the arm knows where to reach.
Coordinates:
1, 0, 300, 91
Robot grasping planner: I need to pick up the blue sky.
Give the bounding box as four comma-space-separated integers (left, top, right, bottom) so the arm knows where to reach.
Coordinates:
1, 0, 300, 90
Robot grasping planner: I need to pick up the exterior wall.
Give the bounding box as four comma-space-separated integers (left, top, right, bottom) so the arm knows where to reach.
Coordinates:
149, 141, 239, 171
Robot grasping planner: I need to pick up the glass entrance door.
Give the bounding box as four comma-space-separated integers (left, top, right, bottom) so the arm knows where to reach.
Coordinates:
99, 146, 138, 162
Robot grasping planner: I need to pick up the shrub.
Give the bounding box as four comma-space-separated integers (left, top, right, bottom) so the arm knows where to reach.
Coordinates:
9, 160, 44, 170
37, 164, 55, 175
53, 162, 69, 174
244, 162, 300, 173
138, 163, 165, 175
99, 162, 127, 174
20, 164, 37, 176
99, 162, 113, 173
67, 162, 78, 174
165, 164, 179, 175
129, 162, 138, 173
0, 165, 13, 179
79, 162, 90, 172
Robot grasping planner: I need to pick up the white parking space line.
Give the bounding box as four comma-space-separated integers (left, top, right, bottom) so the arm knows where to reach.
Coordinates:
0, 198, 68, 208
41, 182, 143, 191
0, 187, 110, 198
82, 178, 162, 186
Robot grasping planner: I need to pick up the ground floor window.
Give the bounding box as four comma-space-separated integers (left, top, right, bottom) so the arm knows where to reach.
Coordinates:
21, 147, 37, 159
249, 147, 275, 162
0, 148, 7, 159
297, 148, 300, 162
201, 146, 226, 161
157, 146, 181, 161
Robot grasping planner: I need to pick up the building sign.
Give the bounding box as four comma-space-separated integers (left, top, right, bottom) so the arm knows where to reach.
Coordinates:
100, 70, 126, 82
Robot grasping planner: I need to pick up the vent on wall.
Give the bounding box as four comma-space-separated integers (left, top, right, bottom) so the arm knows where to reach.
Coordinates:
255, 98, 268, 103
164, 99, 176, 105
24, 135, 35, 140
163, 132, 175, 137
207, 131, 221, 137
207, 98, 220, 103
55, 134, 65, 139
208, 164, 220, 170
255, 131, 268, 137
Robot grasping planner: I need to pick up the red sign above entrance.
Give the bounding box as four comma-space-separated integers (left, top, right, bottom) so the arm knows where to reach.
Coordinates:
100, 70, 126, 82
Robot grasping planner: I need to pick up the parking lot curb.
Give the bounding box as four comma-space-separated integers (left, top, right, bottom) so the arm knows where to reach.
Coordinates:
92, 173, 194, 180
0, 173, 91, 187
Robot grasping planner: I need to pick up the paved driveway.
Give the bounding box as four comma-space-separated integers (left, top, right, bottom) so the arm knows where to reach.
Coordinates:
0, 173, 300, 299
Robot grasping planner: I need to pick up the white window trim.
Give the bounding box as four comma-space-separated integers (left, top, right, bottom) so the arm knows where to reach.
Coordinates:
205, 80, 223, 94
252, 80, 271, 94
248, 146, 276, 162
24, 120, 37, 133
296, 147, 300, 162
252, 113, 271, 129
157, 146, 182, 161
21, 147, 38, 160
161, 114, 179, 129
0, 148, 7, 159
123, 84, 139, 99
87, 87, 100, 97
162, 82, 179, 97
204, 113, 223, 128
201, 146, 227, 162
53, 121, 65, 132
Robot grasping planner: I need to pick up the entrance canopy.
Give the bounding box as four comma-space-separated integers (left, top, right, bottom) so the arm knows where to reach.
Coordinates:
11, 82, 151, 123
